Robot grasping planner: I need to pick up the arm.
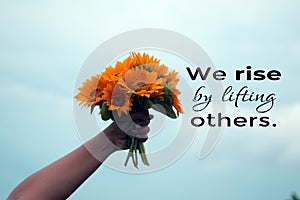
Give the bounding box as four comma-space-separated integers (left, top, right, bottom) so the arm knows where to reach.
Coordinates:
8, 112, 151, 200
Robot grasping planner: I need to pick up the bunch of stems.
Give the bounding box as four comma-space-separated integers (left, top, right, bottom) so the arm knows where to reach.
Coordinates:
124, 137, 149, 168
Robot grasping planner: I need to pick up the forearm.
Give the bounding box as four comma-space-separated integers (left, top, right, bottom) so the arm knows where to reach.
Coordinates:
8, 132, 118, 200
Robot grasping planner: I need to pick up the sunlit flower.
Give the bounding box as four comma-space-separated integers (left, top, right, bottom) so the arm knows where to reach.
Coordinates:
163, 70, 180, 95
134, 84, 164, 98
130, 52, 160, 67
118, 67, 163, 97
101, 56, 134, 82
75, 74, 104, 107
102, 83, 132, 117
172, 93, 183, 114
147, 64, 169, 77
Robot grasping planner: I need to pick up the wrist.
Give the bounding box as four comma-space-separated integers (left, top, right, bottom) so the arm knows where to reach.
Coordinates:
84, 129, 119, 163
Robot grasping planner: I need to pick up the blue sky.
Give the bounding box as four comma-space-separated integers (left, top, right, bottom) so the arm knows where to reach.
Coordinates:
1, 1, 300, 199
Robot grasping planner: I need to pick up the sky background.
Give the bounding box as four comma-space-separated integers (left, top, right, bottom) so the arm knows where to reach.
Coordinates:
1, 0, 300, 199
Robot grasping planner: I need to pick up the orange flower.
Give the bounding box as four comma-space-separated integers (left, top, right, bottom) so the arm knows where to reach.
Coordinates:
75, 52, 183, 118
102, 83, 132, 117
161, 70, 182, 113
163, 70, 181, 95
97, 74, 109, 89
116, 56, 134, 70
75, 74, 105, 107
130, 52, 160, 67
172, 93, 183, 114
101, 56, 134, 82
147, 64, 169, 77
118, 67, 163, 97
134, 84, 164, 98
163, 70, 179, 85
129, 52, 169, 77
101, 66, 122, 82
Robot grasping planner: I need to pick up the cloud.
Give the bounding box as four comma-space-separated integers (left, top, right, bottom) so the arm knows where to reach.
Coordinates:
219, 102, 300, 167
272, 103, 300, 166
0, 82, 71, 122
0, 82, 78, 160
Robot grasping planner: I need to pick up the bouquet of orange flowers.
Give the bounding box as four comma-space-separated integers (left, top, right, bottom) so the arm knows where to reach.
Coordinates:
75, 52, 182, 168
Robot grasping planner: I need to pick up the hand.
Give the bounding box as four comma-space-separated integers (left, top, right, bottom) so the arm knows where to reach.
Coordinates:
104, 110, 153, 150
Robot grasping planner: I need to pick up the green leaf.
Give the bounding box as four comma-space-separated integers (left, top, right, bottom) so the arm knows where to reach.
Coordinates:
162, 87, 173, 104
163, 104, 177, 119
152, 98, 162, 105
152, 103, 177, 119
143, 98, 153, 110
100, 103, 111, 121
90, 104, 96, 114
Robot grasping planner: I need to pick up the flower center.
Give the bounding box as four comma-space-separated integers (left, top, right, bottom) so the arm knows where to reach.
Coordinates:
135, 81, 146, 87
112, 93, 126, 106
89, 89, 102, 101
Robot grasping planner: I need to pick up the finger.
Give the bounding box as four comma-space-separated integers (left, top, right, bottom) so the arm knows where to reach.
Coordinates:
135, 134, 148, 143
137, 114, 154, 127
132, 113, 153, 127
114, 112, 146, 128
135, 119, 150, 127
129, 126, 150, 136
116, 112, 153, 133
130, 110, 150, 121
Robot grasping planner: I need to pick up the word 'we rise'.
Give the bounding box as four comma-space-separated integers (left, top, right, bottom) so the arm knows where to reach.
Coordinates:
186, 66, 281, 81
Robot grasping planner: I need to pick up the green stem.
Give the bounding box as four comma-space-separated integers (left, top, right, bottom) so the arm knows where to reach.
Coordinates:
124, 137, 134, 166
138, 142, 146, 165
133, 139, 138, 168
135, 148, 138, 168
141, 143, 149, 166
124, 137, 150, 167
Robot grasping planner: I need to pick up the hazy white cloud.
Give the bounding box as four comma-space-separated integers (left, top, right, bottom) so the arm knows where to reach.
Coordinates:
0, 83, 71, 119
220, 102, 300, 167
